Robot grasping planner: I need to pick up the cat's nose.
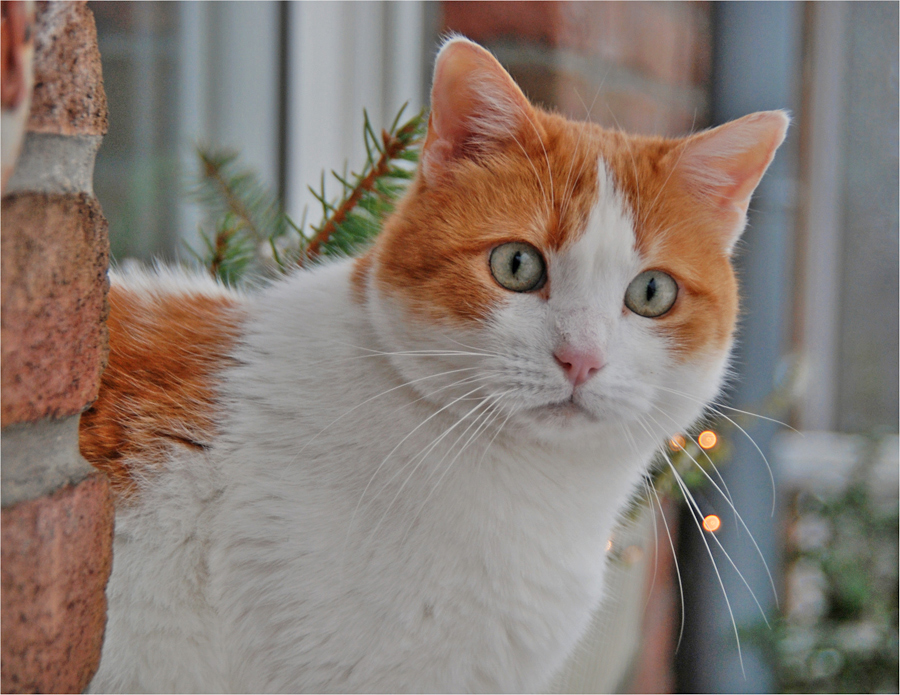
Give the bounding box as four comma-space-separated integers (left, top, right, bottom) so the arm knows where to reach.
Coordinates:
554, 347, 604, 387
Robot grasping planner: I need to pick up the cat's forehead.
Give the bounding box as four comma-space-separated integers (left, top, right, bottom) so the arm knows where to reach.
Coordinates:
549, 156, 639, 293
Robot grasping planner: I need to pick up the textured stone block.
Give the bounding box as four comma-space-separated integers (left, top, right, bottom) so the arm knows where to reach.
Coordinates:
28, 1, 108, 136
443, 1, 562, 46
1, 472, 114, 694
1, 193, 110, 426
444, 1, 712, 88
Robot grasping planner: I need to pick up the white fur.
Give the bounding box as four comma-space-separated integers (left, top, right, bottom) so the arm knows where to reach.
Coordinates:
89, 159, 732, 693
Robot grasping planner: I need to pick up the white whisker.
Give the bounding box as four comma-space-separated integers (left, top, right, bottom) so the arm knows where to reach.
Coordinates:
647, 474, 686, 653
362, 392, 501, 549
645, 408, 778, 609
633, 416, 745, 678
401, 393, 510, 544
344, 383, 490, 551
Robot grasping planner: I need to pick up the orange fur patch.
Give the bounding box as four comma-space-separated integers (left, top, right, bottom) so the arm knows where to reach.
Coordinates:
373, 108, 604, 323
597, 133, 741, 356
79, 284, 244, 500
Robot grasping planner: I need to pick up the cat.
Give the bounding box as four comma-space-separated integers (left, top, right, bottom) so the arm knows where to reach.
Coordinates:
80, 37, 787, 693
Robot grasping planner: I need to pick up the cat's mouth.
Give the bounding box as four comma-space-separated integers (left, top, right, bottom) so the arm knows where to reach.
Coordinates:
531, 396, 599, 423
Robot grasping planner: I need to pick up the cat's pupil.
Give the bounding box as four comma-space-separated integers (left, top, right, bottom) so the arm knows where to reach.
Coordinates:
646, 277, 657, 302
511, 251, 522, 276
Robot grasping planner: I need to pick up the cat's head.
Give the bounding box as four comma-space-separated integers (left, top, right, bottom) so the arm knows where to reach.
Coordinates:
358, 37, 787, 445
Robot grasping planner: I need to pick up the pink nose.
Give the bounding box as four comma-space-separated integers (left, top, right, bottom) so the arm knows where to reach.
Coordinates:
554, 347, 604, 387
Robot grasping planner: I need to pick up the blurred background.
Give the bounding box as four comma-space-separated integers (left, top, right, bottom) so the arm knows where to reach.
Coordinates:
88, 2, 898, 693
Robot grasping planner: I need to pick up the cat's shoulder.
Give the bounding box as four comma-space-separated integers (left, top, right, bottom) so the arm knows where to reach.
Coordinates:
80, 264, 247, 499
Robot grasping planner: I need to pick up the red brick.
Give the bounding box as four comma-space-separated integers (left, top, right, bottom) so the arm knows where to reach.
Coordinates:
442, 1, 563, 46
28, 1, 108, 136
1, 473, 114, 694
447, 2, 712, 90
557, 3, 703, 86
1, 193, 110, 426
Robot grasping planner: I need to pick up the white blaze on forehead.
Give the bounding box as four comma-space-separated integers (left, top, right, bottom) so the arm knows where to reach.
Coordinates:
548, 158, 641, 347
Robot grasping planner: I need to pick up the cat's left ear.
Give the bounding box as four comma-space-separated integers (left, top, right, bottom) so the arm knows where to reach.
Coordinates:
675, 111, 789, 253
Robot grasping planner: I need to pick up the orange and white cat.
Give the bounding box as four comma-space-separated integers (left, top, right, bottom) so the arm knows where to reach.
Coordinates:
81, 37, 787, 692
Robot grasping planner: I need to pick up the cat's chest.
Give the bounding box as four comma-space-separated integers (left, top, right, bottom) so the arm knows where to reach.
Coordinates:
205, 404, 629, 689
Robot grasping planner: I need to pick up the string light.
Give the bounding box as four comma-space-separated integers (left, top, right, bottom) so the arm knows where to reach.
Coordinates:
669, 434, 687, 451
702, 514, 721, 533
698, 429, 718, 450
623, 545, 644, 565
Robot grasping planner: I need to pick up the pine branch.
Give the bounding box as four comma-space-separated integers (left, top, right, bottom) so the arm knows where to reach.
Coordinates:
302, 107, 425, 265
188, 104, 425, 284
199, 151, 265, 241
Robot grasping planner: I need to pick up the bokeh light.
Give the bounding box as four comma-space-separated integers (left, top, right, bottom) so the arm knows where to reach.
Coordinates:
698, 430, 718, 450
702, 514, 721, 533
669, 434, 687, 451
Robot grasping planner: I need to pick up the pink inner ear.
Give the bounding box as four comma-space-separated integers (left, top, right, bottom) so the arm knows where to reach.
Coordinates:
678, 111, 790, 214
422, 38, 534, 179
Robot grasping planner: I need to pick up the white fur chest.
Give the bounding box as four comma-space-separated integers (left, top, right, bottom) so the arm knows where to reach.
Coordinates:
89, 260, 682, 693
203, 262, 656, 692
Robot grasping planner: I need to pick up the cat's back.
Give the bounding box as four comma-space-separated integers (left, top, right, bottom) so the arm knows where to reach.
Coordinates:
81, 261, 367, 692
79, 267, 251, 691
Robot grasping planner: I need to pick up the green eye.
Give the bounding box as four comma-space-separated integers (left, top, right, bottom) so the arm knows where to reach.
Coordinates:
624, 270, 678, 317
489, 242, 547, 292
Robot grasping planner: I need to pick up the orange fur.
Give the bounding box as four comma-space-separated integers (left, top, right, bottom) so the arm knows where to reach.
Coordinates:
371, 109, 603, 323
597, 132, 741, 356
79, 285, 243, 499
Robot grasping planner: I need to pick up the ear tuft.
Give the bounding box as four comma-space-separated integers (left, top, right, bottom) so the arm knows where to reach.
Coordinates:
422, 37, 535, 181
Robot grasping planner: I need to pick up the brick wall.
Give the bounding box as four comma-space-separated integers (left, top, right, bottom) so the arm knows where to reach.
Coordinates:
1, 2, 113, 692
442, 1, 712, 136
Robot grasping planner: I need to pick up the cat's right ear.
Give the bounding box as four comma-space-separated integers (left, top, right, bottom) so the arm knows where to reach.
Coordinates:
422, 37, 536, 181
674, 110, 789, 254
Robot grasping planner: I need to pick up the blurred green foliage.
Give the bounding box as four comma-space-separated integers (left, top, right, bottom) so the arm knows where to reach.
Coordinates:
746, 437, 899, 693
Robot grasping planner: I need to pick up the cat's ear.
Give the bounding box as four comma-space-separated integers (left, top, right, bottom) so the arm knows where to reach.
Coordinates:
675, 111, 789, 252
422, 36, 536, 181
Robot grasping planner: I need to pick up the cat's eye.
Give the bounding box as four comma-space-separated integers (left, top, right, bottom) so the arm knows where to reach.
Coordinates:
624, 270, 678, 318
489, 242, 547, 293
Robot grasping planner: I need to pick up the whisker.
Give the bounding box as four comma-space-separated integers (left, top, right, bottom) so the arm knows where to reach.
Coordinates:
647, 474, 686, 654
280, 367, 493, 473
430, 330, 508, 359
343, 383, 490, 550
637, 382, 780, 516
499, 123, 552, 217
633, 417, 745, 677
645, 407, 778, 609
604, 105, 644, 227
711, 411, 777, 518
477, 399, 519, 467
561, 73, 610, 221
652, 383, 798, 433
522, 112, 555, 208
642, 138, 689, 229
330, 342, 500, 360
647, 402, 737, 521
668, 458, 747, 678
401, 393, 510, 544
640, 475, 661, 619
361, 392, 500, 549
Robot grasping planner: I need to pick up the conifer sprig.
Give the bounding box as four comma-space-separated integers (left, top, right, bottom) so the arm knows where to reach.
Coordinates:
190, 105, 426, 284
303, 107, 424, 263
